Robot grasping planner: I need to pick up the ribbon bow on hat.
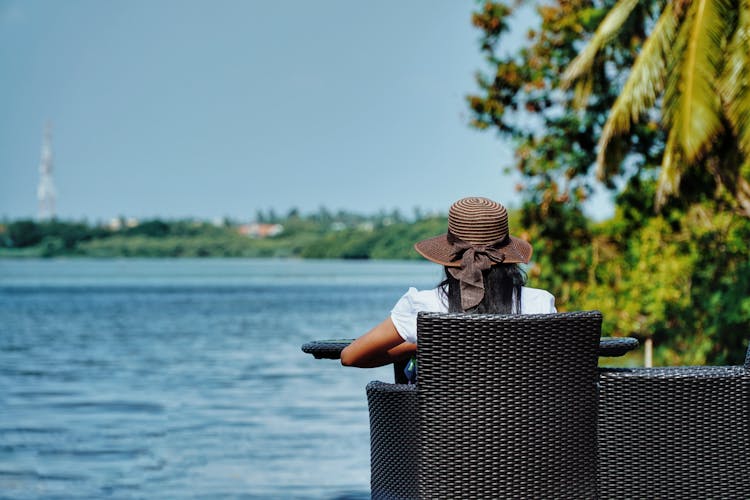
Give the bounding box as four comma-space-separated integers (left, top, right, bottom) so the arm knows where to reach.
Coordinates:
412, 197, 533, 310
447, 237, 507, 311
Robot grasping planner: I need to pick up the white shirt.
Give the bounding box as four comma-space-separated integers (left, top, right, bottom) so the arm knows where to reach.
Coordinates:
390, 286, 557, 344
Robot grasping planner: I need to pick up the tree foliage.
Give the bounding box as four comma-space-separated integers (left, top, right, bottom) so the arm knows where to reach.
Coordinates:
0, 212, 446, 262
563, 0, 750, 213
469, 0, 750, 365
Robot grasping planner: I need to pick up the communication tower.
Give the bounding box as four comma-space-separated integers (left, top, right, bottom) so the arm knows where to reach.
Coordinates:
37, 122, 56, 220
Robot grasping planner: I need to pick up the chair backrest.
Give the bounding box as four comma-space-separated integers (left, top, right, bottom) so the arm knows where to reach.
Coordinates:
415, 311, 602, 499
598, 365, 750, 498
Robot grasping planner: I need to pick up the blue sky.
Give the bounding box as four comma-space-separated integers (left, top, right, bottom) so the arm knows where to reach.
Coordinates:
0, 1, 613, 222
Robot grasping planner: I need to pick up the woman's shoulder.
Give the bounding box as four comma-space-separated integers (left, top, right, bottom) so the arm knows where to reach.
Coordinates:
521, 286, 554, 299
392, 286, 446, 314
390, 286, 447, 344
520, 286, 557, 314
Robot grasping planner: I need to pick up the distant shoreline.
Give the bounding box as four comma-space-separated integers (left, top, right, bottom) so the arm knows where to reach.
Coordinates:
0, 250, 404, 261
0, 214, 449, 261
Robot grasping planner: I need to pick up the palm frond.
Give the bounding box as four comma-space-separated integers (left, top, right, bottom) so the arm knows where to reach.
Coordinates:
739, 157, 750, 217
662, 0, 729, 163
719, 0, 750, 158
572, 72, 595, 110
595, 2, 679, 180
656, 128, 683, 207
735, 173, 750, 216
561, 0, 640, 89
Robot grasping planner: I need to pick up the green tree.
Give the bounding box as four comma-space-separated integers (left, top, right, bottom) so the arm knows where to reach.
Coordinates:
128, 219, 170, 238
469, 0, 663, 291
468, 1, 750, 365
6, 220, 43, 247
41, 219, 98, 250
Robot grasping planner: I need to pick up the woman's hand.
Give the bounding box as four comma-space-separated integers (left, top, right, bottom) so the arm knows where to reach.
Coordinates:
340, 317, 416, 368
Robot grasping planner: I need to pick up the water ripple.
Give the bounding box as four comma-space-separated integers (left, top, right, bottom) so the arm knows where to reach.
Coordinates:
0, 259, 421, 497
48, 401, 165, 414
0, 469, 88, 482
36, 448, 148, 459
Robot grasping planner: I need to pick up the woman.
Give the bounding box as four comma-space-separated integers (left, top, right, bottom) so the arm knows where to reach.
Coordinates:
340, 197, 556, 369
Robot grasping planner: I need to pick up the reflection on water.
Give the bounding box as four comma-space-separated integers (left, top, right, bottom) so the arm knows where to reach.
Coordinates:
0, 259, 440, 498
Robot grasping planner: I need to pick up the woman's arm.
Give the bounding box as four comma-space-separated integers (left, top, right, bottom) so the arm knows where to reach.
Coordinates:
340, 317, 416, 368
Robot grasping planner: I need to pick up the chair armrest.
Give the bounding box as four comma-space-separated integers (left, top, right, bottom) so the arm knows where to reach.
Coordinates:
366, 381, 418, 500
600, 365, 748, 379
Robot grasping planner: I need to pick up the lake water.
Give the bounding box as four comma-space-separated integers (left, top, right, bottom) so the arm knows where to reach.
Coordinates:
0, 259, 441, 499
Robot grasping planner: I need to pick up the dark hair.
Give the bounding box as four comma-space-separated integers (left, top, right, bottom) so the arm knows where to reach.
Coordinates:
439, 264, 527, 314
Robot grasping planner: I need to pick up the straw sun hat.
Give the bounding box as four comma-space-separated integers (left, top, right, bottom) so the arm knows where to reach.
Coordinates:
414, 197, 533, 310
414, 197, 532, 267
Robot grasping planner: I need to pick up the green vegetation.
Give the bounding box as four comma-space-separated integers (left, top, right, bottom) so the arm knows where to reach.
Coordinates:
468, 1, 750, 366
0, 211, 448, 261
562, 0, 750, 213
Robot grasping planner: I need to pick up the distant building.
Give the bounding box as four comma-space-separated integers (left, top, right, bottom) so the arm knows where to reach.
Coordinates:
238, 223, 283, 238
107, 217, 140, 231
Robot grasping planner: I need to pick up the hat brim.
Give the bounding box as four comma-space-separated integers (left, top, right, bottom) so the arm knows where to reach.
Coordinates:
414, 233, 533, 267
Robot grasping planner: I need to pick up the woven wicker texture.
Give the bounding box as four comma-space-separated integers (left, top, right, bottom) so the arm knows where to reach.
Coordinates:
416, 311, 602, 499
598, 337, 638, 357
598, 366, 750, 499
300, 339, 354, 359
367, 382, 419, 500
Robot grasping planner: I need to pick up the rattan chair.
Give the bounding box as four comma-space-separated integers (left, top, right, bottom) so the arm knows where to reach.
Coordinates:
598, 363, 750, 498
367, 311, 603, 499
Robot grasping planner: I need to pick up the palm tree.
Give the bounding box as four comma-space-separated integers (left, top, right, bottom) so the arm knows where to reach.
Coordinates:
562, 0, 750, 214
